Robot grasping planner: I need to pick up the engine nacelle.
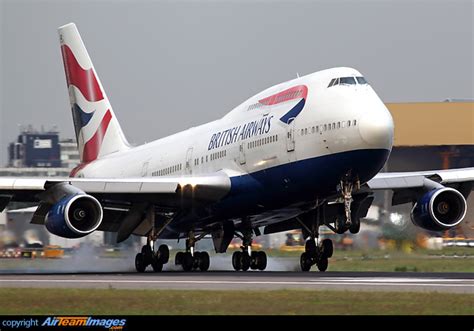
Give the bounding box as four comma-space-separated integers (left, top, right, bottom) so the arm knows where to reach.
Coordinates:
411, 187, 467, 232
45, 194, 103, 238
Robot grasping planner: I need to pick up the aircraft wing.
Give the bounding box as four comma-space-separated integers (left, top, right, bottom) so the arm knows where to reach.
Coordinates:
365, 167, 474, 205
0, 172, 231, 241
0, 173, 230, 206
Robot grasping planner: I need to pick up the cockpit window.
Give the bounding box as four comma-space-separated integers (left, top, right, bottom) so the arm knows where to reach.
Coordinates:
328, 76, 365, 88
339, 77, 356, 85
356, 76, 368, 84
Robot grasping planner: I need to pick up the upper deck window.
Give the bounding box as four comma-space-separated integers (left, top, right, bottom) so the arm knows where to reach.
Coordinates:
339, 77, 356, 85
356, 76, 368, 84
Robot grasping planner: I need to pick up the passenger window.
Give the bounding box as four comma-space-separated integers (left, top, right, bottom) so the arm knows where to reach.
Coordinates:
353, 120, 357, 126
304, 128, 308, 135
332, 123, 335, 130
347, 120, 351, 127
316, 126, 319, 133
340, 77, 356, 85
337, 122, 340, 129
324, 124, 327, 131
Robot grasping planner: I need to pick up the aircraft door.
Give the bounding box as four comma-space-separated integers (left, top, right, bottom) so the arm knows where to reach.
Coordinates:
141, 161, 149, 177
286, 118, 296, 152
239, 141, 246, 165
185, 147, 193, 175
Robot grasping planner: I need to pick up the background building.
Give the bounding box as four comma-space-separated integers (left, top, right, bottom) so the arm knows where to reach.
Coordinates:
1, 127, 79, 177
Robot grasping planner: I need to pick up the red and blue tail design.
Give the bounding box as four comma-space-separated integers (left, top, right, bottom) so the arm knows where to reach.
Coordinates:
58, 23, 129, 167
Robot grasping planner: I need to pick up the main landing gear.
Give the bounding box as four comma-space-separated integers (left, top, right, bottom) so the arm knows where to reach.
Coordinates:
231, 226, 267, 271
174, 231, 210, 272
135, 242, 170, 273
297, 200, 334, 272
300, 238, 333, 272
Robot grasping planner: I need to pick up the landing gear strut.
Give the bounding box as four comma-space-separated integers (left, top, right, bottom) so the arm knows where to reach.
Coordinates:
298, 205, 333, 272
232, 225, 267, 271
134, 207, 171, 272
175, 230, 211, 272
332, 176, 361, 234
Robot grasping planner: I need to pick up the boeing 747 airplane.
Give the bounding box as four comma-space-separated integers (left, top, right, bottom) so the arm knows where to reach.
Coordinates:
1, 23, 472, 272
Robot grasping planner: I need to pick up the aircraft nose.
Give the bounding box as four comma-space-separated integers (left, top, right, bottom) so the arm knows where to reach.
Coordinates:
358, 106, 394, 150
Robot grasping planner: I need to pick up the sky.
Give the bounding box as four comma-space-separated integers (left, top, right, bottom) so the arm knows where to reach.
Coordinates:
0, 0, 472, 165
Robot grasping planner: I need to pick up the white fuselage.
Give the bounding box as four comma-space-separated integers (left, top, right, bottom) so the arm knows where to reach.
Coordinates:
76, 67, 393, 185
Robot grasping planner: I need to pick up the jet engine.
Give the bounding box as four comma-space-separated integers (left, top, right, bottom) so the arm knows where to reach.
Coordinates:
410, 187, 467, 232
45, 194, 103, 238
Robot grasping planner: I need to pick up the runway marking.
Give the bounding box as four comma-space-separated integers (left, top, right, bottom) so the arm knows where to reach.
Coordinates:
0, 279, 472, 288
311, 278, 474, 283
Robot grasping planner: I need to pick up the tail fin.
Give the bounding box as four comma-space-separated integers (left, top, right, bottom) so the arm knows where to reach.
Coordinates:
58, 23, 129, 163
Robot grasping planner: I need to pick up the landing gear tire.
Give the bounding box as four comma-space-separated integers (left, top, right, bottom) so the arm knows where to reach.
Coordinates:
135, 253, 147, 273
305, 239, 317, 255
151, 257, 163, 272
249, 251, 267, 271
241, 253, 251, 271
175, 251, 184, 265
317, 257, 328, 272
193, 252, 202, 270
349, 217, 360, 234
198, 252, 210, 271
157, 244, 170, 264
232, 251, 242, 271
321, 239, 333, 258
256, 251, 267, 271
334, 217, 347, 234
300, 252, 312, 272
141, 245, 153, 263
250, 251, 258, 270
182, 252, 194, 272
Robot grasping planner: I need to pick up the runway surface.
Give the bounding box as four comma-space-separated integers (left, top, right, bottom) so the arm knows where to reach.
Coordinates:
0, 271, 472, 293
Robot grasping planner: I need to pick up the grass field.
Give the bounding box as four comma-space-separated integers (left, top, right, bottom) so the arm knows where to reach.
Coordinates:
0, 288, 472, 315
